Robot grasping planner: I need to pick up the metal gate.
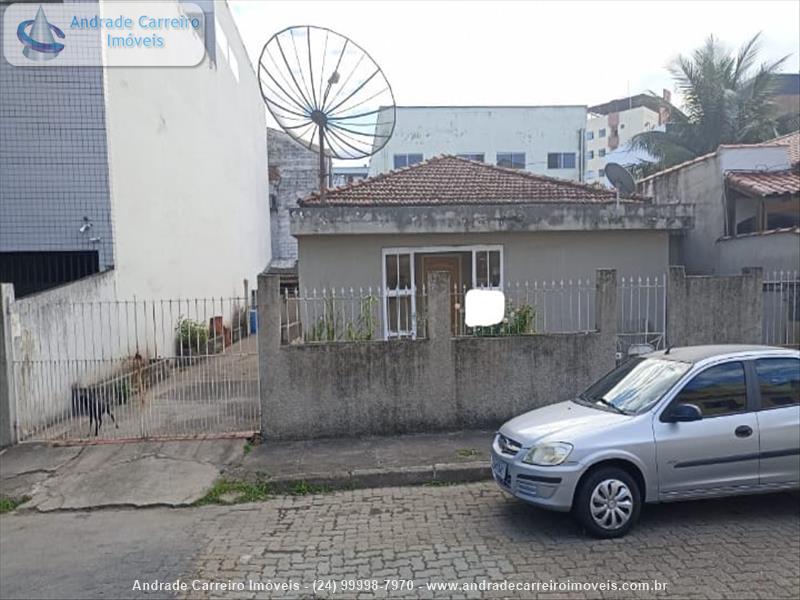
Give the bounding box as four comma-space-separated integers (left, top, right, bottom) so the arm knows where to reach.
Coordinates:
11, 296, 260, 442
616, 274, 667, 361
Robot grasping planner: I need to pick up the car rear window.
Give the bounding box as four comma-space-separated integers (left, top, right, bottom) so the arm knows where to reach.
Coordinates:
755, 358, 800, 409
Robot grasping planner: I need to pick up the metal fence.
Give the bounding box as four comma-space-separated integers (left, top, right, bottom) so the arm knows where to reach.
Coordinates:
452, 279, 596, 336
617, 274, 668, 357
763, 271, 800, 348
11, 296, 260, 442
281, 287, 424, 343
281, 275, 666, 343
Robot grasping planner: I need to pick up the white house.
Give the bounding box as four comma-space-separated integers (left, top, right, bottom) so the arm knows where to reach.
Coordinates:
368, 105, 587, 181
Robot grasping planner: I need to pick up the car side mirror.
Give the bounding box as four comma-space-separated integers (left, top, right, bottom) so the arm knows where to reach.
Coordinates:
663, 403, 702, 423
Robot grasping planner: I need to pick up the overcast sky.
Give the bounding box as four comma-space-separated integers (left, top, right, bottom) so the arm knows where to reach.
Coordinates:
230, 0, 800, 112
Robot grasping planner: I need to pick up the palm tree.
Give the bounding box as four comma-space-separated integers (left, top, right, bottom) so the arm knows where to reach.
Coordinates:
628, 34, 789, 177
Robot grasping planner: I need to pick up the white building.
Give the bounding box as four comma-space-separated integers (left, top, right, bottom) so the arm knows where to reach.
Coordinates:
368, 106, 587, 181
0, 0, 269, 301
585, 93, 669, 185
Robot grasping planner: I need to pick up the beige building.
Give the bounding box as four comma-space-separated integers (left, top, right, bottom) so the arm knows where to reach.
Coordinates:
585, 93, 669, 184
290, 156, 692, 339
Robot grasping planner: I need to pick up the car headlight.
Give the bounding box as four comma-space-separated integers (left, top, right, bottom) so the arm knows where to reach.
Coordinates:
522, 442, 573, 466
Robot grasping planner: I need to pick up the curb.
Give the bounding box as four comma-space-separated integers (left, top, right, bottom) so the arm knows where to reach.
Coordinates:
247, 461, 491, 493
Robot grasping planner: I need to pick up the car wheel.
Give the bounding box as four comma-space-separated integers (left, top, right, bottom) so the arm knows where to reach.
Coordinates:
574, 467, 641, 538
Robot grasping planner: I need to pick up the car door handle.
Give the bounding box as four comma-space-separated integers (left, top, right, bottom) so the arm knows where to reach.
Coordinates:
735, 425, 753, 438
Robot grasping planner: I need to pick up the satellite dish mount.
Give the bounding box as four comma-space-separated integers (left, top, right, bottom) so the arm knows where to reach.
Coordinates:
604, 162, 636, 207
258, 26, 396, 201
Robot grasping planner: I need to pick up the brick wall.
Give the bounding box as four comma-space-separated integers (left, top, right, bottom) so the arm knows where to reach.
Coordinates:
266, 128, 323, 265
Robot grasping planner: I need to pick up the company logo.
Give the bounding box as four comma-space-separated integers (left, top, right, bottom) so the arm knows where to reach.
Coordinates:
17, 5, 65, 61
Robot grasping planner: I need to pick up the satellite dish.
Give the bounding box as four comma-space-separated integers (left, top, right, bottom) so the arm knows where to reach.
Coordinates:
258, 26, 396, 200
604, 162, 636, 198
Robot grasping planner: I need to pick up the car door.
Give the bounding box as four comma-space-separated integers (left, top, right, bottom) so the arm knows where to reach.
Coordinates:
753, 357, 800, 487
653, 360, 759, 499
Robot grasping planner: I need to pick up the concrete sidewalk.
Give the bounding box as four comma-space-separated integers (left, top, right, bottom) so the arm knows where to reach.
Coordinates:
0, 430, 494, 512
232, 430, 494, 491
0, 439, 243, 511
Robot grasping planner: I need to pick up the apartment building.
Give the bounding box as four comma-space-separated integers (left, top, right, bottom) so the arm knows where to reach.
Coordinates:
368, 105, 587, 181
585, 92, 670, 184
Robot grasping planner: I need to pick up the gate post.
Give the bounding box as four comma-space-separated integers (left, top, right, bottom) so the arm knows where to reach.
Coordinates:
0, 284, 18, 447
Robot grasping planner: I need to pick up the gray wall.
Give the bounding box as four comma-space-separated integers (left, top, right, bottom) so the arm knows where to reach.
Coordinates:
716, 232, 800, 276
666, 266, 763, 346
258, 269, 617, 440
0, 285, 17, 447
0, 1, 114, 268
296, 231, 669, 291
639, 156, 723, 275
267, 129, 321, 267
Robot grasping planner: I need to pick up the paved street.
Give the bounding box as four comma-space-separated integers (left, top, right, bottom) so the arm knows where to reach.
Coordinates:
1, 482, 799, 600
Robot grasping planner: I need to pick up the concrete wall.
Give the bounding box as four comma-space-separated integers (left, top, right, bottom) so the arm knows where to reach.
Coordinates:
638, 146, 793, 275
267, 129, 321, 268
103, 0, 269, 300
0, 0, 114, 268
296, 231, 669, 291
258, 269, 617, 440
9, 270, 121, 437
666, 266, 763, 346
716, 231, 800, 276
0, 285, 17, 447
369, 106, 587, 181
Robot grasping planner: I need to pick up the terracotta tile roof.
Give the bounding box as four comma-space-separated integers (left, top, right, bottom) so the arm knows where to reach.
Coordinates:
726, 169, 800, 197
301, 155, 623, 207
755, 131, 800, 166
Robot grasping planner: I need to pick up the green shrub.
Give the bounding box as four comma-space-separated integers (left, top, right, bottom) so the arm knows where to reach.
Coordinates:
176, 317, 208, 355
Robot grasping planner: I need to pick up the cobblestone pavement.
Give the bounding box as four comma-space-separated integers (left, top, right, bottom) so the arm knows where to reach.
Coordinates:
185, 483, 800, 600
2, 483, 799, 600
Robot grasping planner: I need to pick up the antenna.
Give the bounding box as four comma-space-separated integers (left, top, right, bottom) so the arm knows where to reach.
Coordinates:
258, 26, 396, 201
604, 162, 636, 206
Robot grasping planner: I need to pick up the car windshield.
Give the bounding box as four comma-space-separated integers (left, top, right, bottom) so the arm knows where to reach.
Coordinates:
577, 357, 691, 414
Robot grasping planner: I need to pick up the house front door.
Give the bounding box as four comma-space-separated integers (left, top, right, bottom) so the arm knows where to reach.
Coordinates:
422, 254, 461, 334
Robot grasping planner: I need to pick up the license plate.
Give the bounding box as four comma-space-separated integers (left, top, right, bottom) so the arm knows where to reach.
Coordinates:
492, 456, 508, 480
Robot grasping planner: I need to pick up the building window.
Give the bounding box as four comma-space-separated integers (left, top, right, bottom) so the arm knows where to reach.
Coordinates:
496, 152, 525, 169
586, 131, 594, 141
598, 148, 606, 157
384, 253, 415, 338
393, 154, 423, 169
599, 168, 605, 178
587, 150, 594, 160
547, 153, 577, 169
475, 250, 502, 288
457, 153, 485, 162
599, 128, 606, 138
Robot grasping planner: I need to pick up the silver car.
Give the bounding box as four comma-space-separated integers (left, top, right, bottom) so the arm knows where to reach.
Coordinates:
491, 345, 800, 538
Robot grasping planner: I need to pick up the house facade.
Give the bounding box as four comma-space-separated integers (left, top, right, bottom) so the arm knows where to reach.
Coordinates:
368, 106, 587, 181
637, 132, 799, 275
291, 156, 692, 339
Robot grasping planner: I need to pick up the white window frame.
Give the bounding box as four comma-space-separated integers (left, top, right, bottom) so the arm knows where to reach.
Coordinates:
381, 251, 417, 340
381, 245, 504, 340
